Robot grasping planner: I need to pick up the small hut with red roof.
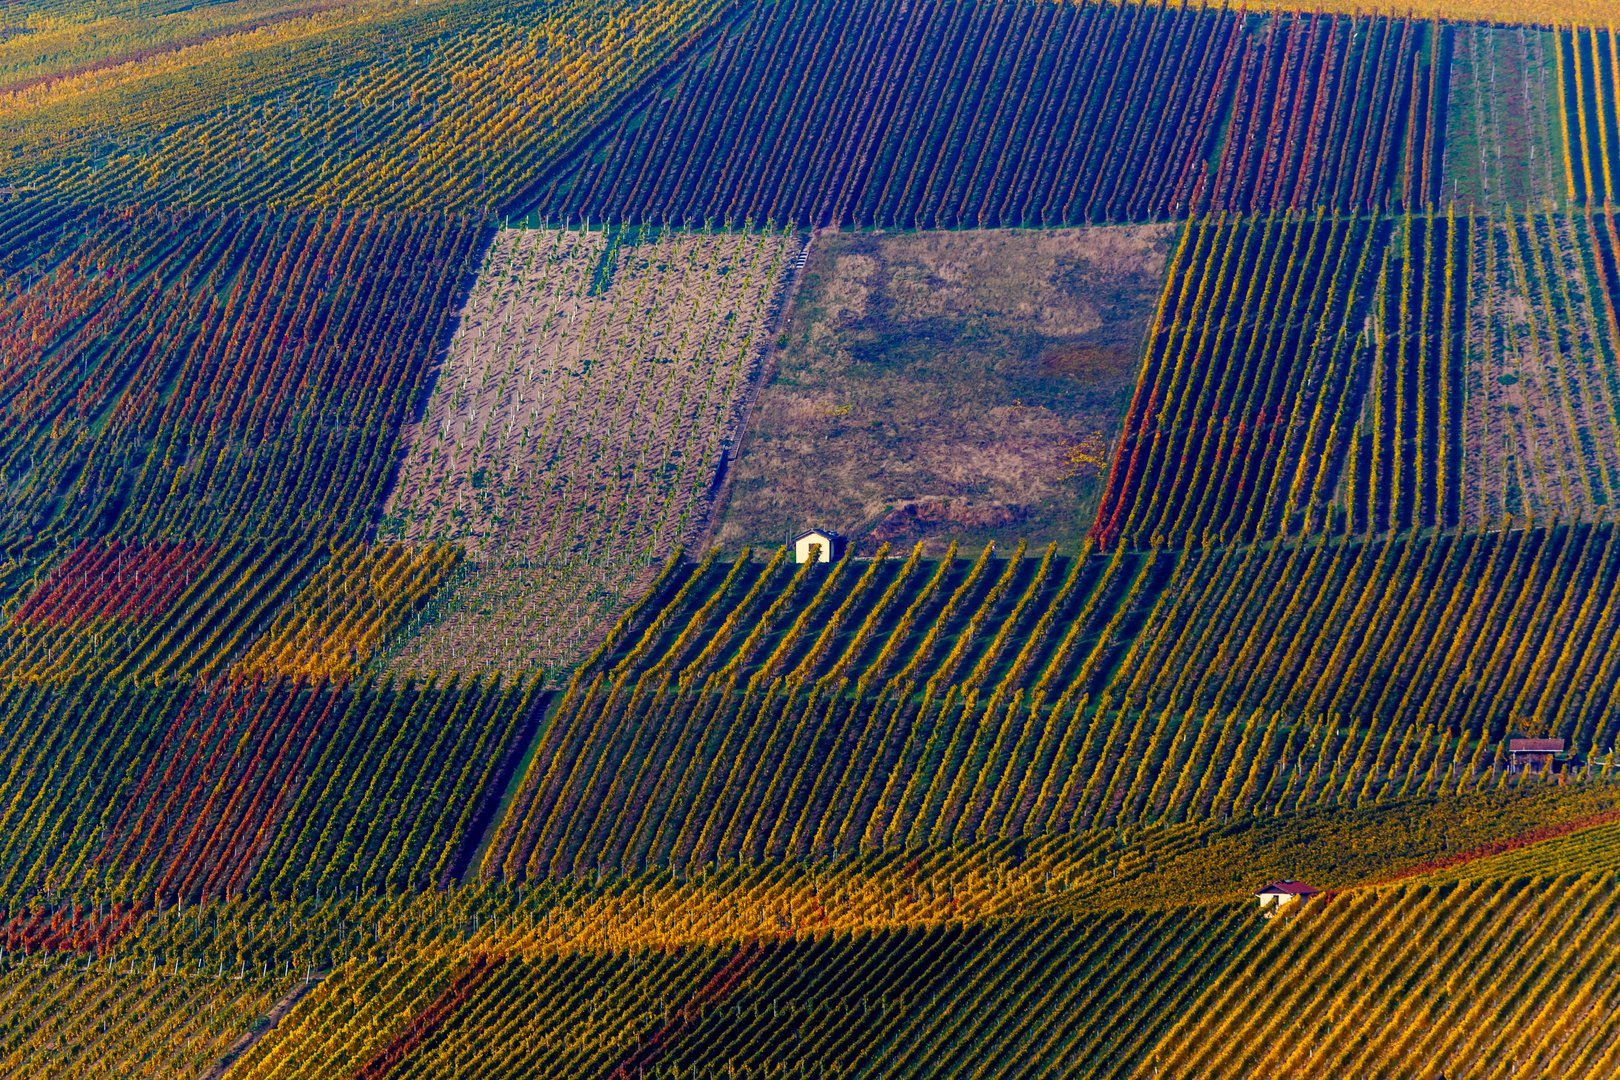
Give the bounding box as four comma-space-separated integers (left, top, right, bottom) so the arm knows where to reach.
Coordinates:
1508, 738, 1565, 773
1255, 880, 1319, 915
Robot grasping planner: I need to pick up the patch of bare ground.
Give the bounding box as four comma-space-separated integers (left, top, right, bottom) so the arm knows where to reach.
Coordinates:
715, 226, 1173, 554
379, 225, 795, 673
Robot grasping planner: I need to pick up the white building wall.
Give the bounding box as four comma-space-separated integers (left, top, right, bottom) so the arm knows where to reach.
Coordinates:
795, 533, 834, 563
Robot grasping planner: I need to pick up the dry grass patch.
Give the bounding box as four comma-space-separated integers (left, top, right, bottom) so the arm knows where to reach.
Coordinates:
717, 226, 1172, 553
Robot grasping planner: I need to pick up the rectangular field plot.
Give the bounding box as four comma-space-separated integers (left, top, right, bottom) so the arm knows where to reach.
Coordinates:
0, 201, 482, 549
530, 0, 1439, 228
0, 675, 537, 906
1459, 212, 1620, 526
718, 226, 1172, 554
1445, 25, 1566, 209
1109, 524, 1620, 747
1092, 214, 1386, 547
1559, 26, 1620, 206
379, 225, 796, 672
1096, 210, 1620, 544
236, 911, 1252, 1079
0, 0, 720, 212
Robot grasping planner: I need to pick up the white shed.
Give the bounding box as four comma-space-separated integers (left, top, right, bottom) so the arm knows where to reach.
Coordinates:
793, 529, 845, 564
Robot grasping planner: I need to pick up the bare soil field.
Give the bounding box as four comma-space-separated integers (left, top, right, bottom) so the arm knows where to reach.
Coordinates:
714, 226, 1173, 554
380, 224, 796, 672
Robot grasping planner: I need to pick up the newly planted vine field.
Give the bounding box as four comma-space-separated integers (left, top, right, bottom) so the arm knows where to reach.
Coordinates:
1458, 212, 1620, 526
1445, 25, 1566, 208
379, 224, 795, 672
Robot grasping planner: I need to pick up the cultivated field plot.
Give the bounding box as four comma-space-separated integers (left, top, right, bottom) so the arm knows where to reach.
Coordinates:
1410, 815, 1620, 884
0, 0, 724, 211
1559, 26, 1620, 206
531, 0, 1439, 228
0, 954, 298, 1078
1203, 11, 1446, 214
0, 538, 322, 685
485, 539, 1604, 883
1100, 210, 1620, 541
236, 908, 1253, 1079
380, 225, 796, 672
1445, 25, 1566, 208
232, 944, 735, 1078
1150, 877, 1620, 1077
1092, 213, 1385, 547
1337, 211, 1471, 533
0, 676, 538, 905
717, 226, 1172, 553
0, 200, 482, 550
1458, 212, 1620, 526
483, 542, 1169, 878
1110, 524, 1620, 746
374, 558, 643, 675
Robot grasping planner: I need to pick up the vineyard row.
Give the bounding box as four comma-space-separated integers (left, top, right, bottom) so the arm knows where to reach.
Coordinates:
0, 674, 539, 908
1153, 875, 1620, 1077
0, 0, 726, 213
1094, 208, 1620, 546
0, 201, 483, 555
1111, 523, 1620, 743
531, 0, 1443, 228
481, 538, 1615, 879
